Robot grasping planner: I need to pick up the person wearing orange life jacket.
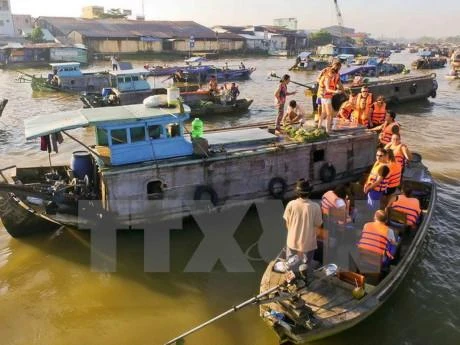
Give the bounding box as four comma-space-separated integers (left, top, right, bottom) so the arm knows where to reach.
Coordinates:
314, 66, 331, 123
337, 93, 357, 121
385, 133, 412, 169
352, 86, 373, 127
364, 148, 390, 210
318, 61, 344, 133
386, 185, 421, 229
382, 149, 402, 208
371, 111, 400, 145
357, 210, 396, 262
370, 95, 387, 127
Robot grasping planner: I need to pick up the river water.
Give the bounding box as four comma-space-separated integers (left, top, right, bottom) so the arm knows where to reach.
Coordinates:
0, 53, 459, 345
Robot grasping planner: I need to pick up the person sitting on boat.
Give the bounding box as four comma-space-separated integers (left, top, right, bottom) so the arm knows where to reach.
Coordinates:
386, 185, 422, 230
371, 111, 400, 146
229, 82, 240, 103
173, 70, 185, 83
382, 149, 402, 208
239, 61, 246, 69
208, 75, 219, 95
50, 75, 59, 87
351, 86, 373, 128
219, 85, 232, 104
357, 210, 397, 265
364, 148, 390, 210
370, 96, 387, 127
283, 179, 323, 270
385, 133, 412, 170
282, 100, 305, 128
321, 185, 352, 224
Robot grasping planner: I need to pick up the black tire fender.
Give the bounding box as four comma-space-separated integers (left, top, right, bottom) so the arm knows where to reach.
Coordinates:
431, 90, 437, 98
268, 177, 288, 199
193, 185, 218, 206
320, 163, 336, 183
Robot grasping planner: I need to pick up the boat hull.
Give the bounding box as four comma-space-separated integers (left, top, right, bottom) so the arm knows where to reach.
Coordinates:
190, 98, 253, 116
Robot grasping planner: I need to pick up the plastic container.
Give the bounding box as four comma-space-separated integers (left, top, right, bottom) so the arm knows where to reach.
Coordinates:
143, 95, 167, 108
167, 87, 180, 106
191, 118, 204, 138
70, 151, 93, 180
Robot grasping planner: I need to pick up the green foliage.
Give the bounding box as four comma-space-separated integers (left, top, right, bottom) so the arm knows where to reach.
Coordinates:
29, 27, 44, 43
97, 8, 128, 19
283, 125, 328, 143
308, 30, 333, 47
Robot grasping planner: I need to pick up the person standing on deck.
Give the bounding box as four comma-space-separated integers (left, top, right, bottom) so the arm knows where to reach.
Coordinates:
385, 133, 412, 170
370, 96, 387, 127
208, 75, 219, 95
274, 74, 296, 134
283, 179, 323, 267
318, 61, 344, 133
351, 86, 373, 128
111, 55, 118, 71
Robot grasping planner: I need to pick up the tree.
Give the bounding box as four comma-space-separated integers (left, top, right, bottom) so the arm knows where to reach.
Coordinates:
97, 8, 128, 19
29, 27, 44, 43
308, 30, 333, 47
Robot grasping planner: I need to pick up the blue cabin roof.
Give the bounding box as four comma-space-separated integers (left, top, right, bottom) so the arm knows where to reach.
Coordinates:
50, 62, 82, 77
109, 69, 151, 92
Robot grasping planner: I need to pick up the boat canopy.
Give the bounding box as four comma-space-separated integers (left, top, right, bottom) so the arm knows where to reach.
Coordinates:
24, 103, 191, 139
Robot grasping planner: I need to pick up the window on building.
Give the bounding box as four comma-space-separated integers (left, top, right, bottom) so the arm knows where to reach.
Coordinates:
111, 129, 128, 145
130, 126, 146, 143
147, 180, 164, 200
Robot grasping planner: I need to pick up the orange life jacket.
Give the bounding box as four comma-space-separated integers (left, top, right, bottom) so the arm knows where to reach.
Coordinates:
371, 102, 386, 126
338, 101, 354, 120
358, 221, 393, 258
389, 143, 407, 168
387, 161, 402, 189
366, 162, 389, 192
390, 195, 421, 227
379, 121, 400, 145
352, 93, 373, 126
321, 71, 340, 99
321, 190, 340, 215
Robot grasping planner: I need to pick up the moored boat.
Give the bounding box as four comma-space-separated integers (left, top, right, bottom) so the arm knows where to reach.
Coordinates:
0, 103, 377, 238
411, 57, 447, 70
189, 98, 253, 117
259, 154, 436, 343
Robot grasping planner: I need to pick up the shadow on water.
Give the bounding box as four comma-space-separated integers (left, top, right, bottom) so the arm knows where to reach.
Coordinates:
0, 128, 12, 145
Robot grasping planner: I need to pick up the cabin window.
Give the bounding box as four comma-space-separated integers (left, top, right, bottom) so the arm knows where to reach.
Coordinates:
125, 76, 132, 83
96, 128, 109, 146
148, 125, 164, 140
111, 128, 128, 145
167, 123, 181, 138
130, 126, 146, 143
313, 149, 325, 162
147, 181, 164, 200
132, 76, 139, 82
117, 77, 124, 84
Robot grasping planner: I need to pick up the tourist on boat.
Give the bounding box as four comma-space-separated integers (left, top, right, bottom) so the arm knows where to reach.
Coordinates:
208, 75, 219, 95
173, 69, 185, 82
357, 210, 397, 263
364, 148, 390, 210
314, 66, 330, 123
229, 82, 240, 103
337, 96, 355, 121
321, 185, 351, 224
111, 55, 118, 71
371, 111, 400, 146
386, 185, 421, 229
274, 74, 296, 133
351, 86, 373, 127
370, 96, 387, 127
382, 149, 402, 207
239, 61, 246, 69
282, 100, 305, 127
385, 133, 412, 169
318, 61, 344, 133
283, 179, 323, 269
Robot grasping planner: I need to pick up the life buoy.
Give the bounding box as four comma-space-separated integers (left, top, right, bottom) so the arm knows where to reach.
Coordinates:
268, 177, 287, 199
320, 163, 336, 183
409, 83, 417, 95
193, 185, 218, 206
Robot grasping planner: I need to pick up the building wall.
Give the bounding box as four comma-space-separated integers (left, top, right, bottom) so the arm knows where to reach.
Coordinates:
0, 0, 16, 37
173, 39, 243, 52
81, 6, 104, 19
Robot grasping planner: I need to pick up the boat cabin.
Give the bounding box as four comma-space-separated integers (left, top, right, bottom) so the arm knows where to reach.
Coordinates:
108, 69, 151, 92
24, 104, 193, 166
49, 62, 83, 78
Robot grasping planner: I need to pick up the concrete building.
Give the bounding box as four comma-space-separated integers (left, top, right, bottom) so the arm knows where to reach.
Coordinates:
273, 18, 297, 31
0, 0, 16, 37
81, 6, 104, 19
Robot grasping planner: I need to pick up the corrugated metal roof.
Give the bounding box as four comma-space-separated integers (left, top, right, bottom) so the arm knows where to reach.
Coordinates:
38, 17, 221, 39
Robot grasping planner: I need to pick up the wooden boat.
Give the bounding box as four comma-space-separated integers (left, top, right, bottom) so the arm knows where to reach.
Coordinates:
450, 49, 460, 71
260, 153, 436, 343
190, 98, 253, 116
21, 62, 111, 93
411, 57, 447, 70
0, 98, 7, 117
0, 104, 377, 238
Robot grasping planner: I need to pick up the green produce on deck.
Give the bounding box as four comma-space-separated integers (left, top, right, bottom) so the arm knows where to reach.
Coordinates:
283, 125, 328, 143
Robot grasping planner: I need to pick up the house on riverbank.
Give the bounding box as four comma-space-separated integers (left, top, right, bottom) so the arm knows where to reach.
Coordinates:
36, 17, 245, 57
